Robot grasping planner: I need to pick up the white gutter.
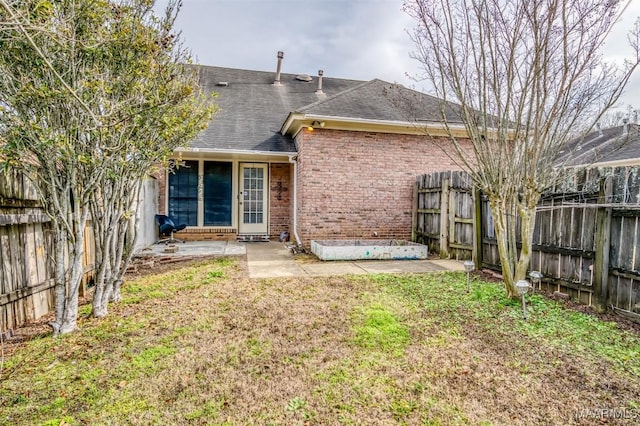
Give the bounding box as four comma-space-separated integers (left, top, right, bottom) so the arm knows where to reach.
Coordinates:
174, 147, 296, 157
288, 154, 302, 247
567, 158, 640, 169
280, 113, 469, 135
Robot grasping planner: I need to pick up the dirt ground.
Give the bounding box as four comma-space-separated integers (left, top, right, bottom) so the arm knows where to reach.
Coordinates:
2, 256, 639, 425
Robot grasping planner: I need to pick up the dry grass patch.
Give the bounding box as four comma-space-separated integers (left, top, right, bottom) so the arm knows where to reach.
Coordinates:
1, 259, 639, 425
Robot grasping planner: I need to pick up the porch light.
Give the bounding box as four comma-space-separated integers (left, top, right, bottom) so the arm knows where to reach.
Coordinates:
307, 120, 325, 131
463, 260, 474, 293
529, 271, 542, 293
515, 280, 530, 320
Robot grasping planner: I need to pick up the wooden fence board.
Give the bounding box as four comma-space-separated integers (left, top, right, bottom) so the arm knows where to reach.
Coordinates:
618, 217, 636, 270
632, 281, 640, 314
609, 217, 623, 269
570, 207, 583, 248
0, 170, 96, 332
414, 166, 640, 321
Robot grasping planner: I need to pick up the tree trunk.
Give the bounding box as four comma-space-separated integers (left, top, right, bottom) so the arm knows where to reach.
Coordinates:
50, 215, 87, 335
514, 200, 538, 284
52, 226, 69, 336
489, 196, 518, 298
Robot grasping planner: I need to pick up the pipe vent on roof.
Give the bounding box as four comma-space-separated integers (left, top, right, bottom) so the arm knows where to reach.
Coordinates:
274, 51, 284, 86
295, 74, 312, 82
316, 70, 324, 94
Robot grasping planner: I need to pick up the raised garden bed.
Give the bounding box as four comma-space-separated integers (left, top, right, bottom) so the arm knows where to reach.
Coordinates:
311, 239, 428, 261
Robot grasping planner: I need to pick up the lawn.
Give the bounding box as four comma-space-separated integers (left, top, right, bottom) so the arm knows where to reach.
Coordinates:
1, 257, 639, 425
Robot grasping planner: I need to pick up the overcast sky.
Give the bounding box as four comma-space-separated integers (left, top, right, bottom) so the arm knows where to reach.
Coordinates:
157, 0, 640, 111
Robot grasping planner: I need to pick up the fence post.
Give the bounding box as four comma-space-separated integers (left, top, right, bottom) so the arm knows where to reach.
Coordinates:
473, 187, 483, 269
439, 178, 450, 257
593, 176, 612, 312
411, 180, 419, 243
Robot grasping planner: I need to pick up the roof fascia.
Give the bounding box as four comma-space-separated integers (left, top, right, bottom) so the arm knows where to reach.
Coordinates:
567, 157, 640, 169
174, 147, 296, 158
281, 113, 471, 138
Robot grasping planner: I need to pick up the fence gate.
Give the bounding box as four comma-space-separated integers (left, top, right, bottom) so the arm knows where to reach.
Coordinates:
412, 171, 476, 260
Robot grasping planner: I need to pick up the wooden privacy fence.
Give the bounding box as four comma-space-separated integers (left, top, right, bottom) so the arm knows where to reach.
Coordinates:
0, 170, 95, 333
413, 167, 640, 321
412, 171, 478, 261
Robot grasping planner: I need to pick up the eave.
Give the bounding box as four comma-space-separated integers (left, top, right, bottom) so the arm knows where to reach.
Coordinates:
280, 113, 471, 138
173, 146, 296, 161
566, 157, 640, 169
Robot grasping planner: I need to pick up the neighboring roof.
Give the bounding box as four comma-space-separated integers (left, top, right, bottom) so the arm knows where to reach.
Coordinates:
564, 124, 640, 167
191, 65, 362, 153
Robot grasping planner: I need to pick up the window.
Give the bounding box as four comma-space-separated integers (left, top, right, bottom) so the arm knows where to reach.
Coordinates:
203, 162, 232, 226
167, 160, 233, 227
168, 160, 198, 226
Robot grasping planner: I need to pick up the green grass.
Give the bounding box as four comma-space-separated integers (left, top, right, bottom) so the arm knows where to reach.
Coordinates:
2, 263, 639, 425
372, 272, 640, 375
353, 301, 410, 355
0, 257, 237, 426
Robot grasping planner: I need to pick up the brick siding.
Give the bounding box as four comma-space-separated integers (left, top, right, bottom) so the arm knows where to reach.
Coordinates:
269, 163, 291, 240
295, 129, 470, 247
155, 168, 167, 215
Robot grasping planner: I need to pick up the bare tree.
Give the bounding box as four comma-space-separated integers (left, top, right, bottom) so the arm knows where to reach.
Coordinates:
597, 104, 639, 128
403, 0, 640, 297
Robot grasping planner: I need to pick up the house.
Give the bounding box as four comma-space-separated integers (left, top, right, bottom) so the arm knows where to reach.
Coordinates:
156, 52, 473, 248
564, 122, 640, 168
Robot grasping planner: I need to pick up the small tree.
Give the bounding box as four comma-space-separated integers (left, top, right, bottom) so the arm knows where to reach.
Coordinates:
403, 0, 640, 296
0, 0, 214, 333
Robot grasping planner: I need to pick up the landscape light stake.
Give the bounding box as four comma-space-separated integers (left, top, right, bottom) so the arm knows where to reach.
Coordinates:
515, 280, 530, 320
464, 261, 474, 293
529, 271, 542, 293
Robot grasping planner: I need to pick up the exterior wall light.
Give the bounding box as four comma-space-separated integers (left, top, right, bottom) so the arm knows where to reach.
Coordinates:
515, 280, 530, 320
463, 260, 474, 293
307, 120, 325, 131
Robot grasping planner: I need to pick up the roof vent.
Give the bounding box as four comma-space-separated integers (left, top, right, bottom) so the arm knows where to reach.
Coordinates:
316, 70, 324, 94
216, 82, 228, 87
295, 74, 313, 82
274, 51, 284, 86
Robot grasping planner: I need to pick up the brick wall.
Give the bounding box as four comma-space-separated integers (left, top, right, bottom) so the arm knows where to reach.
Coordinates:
269, 163, 291, 240
295, 129, 471, 247
155, 167, 167, 215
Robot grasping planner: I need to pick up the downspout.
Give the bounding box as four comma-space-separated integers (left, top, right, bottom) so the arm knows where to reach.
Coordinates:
288, 155, 302, 247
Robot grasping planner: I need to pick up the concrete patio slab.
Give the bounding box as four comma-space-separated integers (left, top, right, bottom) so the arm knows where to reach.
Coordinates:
245, 242, 307, 278
428, 259, 467, 272
135, 240, 468, 279
245, 241, 468, 279
137, 240, 246, 257
355, 260, 448, 274
299, 262, 368, 276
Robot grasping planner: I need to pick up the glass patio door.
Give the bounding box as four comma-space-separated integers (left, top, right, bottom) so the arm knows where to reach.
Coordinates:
238, 163, 268, 234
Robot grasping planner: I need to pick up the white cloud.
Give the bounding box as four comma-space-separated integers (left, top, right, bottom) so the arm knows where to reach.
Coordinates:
158, 0, 640, 107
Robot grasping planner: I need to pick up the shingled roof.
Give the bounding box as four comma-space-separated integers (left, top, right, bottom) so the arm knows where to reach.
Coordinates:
564, 124, 640, 167
191, 64, 463, 153
297, 79, 463, 123
192, 65, 361, 153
